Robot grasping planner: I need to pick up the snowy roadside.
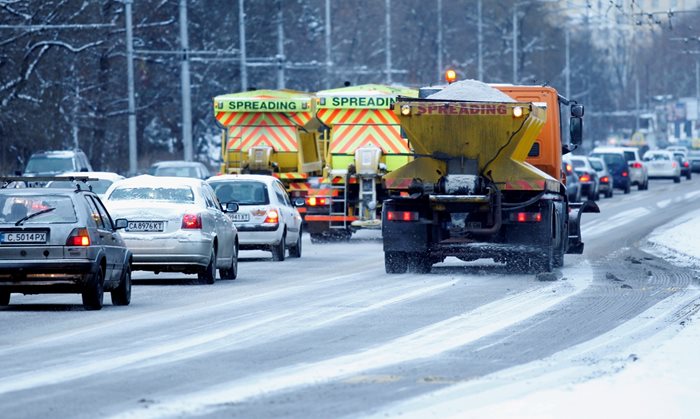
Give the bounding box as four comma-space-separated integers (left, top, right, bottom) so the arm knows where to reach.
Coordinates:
374, 210, 700, 419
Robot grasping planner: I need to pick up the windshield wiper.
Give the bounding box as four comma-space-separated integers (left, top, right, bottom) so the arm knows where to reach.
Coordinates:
15, 207, 56, 226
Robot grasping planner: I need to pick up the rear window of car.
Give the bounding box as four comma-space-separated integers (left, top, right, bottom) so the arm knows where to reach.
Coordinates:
591, 153, 625, 169
0, 194, 77, 224
108, 187, 195, 203
24, 156, 75, 174
570, 159, 585, 168
623, 151, 636, 162
645, 153, 669, 161
152, 166, 200, 178
589, 160, 603, 171
48, 179, 114, 194
211, 181, 269, 205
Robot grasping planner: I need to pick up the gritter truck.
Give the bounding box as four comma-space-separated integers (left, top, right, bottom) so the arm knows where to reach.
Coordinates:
381, 80, 598, 273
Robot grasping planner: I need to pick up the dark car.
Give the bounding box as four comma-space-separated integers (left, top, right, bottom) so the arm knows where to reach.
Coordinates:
672, 152, 692, 180
0, 177, 131, 310
589, 151, 631, 194
148, 160, 211, 180
686, 150, 700, 173
562, 161, 581, 202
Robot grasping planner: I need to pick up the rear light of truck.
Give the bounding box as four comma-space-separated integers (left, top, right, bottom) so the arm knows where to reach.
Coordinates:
306, 196, 330, 206
631, 162, 643, 169
66, 228, 91, 246
511, 212, 542, 223
181, 214, 202, 229
263, 209, 280, 224
579, 174, 591, 182
386, 211, 419, 222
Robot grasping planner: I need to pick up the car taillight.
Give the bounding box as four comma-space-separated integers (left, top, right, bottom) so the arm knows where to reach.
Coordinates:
622, 171, 628, 177
565, 163, 573, 172
600, 176, 609, 183
579, 174, 591, 182
306, 196, 330, 206
181, 214, 202, 229
672, 162, 678, 168
631, 162, 642, 169
263, 209, 279, 224
684, 162, 689, 167
511, 212, 542, 223
66, 228, 91, 246
386, 211, 419, 221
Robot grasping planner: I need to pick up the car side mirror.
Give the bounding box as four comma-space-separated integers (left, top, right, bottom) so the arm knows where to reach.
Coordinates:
293, 197, 305, 207
114, 218, 128, 229
224, 202, 239, 213
570, 117, 583, 146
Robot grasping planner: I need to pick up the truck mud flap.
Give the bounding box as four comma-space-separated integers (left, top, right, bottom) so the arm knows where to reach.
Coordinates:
567, 200, 600, 254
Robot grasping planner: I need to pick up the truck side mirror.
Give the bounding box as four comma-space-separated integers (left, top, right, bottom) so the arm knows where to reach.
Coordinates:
570, 117, 583, 146
571, 104, 584, 118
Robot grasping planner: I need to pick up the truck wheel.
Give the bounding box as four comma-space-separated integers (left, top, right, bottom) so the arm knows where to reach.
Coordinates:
0, 291, 10, 306
82, 267, 105, 311
385, 252, 408, 274
410, 253, 432, 274
110, 263, 132, 306
533, 247, 554, 273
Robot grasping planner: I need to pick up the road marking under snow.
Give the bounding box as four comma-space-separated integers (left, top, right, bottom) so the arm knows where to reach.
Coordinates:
107, 262, 594, 419
582, 207, 651, 237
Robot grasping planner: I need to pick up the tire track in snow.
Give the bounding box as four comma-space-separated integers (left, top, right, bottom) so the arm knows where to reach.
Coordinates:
106, 262, 594, 419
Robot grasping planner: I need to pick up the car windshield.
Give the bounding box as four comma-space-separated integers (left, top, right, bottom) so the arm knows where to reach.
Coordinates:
108, 186, 195, 203
0, 195, 77, 224
623, 151, 636, 162
152, 166, 202, 178
211, 181, 269, 205
24, 156, 75, 174
591, 153, 625, 169
589, 160, 603, 171
47, 179, 114, 194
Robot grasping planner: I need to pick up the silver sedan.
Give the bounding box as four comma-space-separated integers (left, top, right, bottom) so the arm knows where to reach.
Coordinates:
104, 175, 239, 284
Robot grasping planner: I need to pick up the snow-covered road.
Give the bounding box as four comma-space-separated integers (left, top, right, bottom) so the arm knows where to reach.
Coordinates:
1, 176, 700, 419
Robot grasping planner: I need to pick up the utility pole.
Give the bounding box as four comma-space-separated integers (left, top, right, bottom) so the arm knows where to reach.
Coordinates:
437, 0, 443, 82
179, 0, 193, 161
325, 0, 332, 88
512, 2, 518, 83
239, 0, 247, 91
565, 28, 570, 98
276, 0, 285, 89
125, 0, 138, 175
477, 0, 483, 81
635, 77, 640, 132
385, 0, 392, 84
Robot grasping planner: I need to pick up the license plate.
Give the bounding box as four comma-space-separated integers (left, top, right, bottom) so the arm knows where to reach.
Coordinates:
0, 231, 47, 244
127, 221, 164, 232
230, 213, 250, 222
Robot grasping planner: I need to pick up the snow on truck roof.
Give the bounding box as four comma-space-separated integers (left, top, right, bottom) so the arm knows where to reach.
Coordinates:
427, 79, 516, 102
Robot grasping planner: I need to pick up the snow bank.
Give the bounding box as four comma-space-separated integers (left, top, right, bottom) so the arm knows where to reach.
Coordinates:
427, 80, 515, 102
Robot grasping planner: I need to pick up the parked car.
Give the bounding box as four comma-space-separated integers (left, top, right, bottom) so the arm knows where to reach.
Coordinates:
564, 155, 599, 201
562, 161, 581, 202
0, 178, 131, 310
104, 175, 239, 283
589, 150, 631, 194
148, 161, 211, 180
592, 146, 648, 190
687, 149, 700, 173
46, 172, 125, 199
588, 156, 614, 198
671, 152, 692, 180
208, 174, 303, 261
642, 150, 681, 183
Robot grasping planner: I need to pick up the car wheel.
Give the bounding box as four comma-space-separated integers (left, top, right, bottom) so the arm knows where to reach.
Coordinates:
289, 230, 302, 258
385, 251, 408, 274
219, 243, 238, 280
82, 266, 105, 311
271, 232, 286, 261
606, 187, 613, 198
588, 187, 597, 201
674, 176, 681, 183
624, 182, 631, 194
0, 291, 10, 306
111, 263, 132, 306
574, 187, 581, 203
687, 172, 692, 180
198, 248, 217, 284
642, 179, 649, 190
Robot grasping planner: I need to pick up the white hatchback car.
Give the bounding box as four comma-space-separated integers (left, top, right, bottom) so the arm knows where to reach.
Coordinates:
643, 150, 681, 183
208, 174, 302, 261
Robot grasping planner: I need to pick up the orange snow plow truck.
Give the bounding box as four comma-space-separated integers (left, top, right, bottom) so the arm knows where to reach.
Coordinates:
381, 80, 598, 273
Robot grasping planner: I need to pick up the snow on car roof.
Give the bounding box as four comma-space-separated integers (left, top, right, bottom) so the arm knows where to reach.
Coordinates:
55, 171, 124, 181
207, 174, 278, 185
113, 174, 203, 188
